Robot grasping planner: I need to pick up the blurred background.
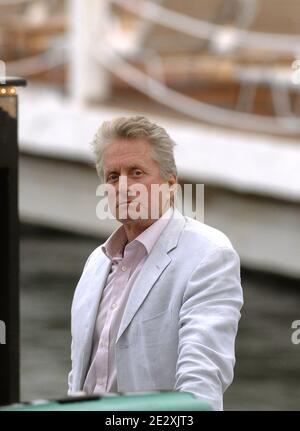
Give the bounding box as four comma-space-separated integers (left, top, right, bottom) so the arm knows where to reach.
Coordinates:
1, 0, 300, 410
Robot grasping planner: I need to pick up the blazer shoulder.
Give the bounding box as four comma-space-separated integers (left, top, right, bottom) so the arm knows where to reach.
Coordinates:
182, 216, 235, 253
71, 244, 107, 306
81, 243, 108, 275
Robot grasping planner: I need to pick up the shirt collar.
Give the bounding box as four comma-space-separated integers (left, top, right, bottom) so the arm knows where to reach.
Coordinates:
135, 206, 174, 254
101, 206, 174, 260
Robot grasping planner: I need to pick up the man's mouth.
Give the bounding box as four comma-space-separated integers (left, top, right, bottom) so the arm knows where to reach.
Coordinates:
117, 200, 133, 208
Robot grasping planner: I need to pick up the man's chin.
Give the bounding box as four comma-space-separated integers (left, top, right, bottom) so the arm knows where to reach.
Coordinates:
112, 203, 163, 222
116, 215, 149, 223
115, 210, 152, 223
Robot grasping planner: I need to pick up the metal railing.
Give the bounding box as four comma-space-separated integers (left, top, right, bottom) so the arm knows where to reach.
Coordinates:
1, 0, 300, 134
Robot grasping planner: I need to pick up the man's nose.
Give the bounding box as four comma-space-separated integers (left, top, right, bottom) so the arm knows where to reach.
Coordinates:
118, 174, 137, 189
117, 175, 131, 201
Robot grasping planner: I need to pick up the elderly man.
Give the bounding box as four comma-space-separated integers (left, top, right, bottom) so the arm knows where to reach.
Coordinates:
68, 116, 243, 411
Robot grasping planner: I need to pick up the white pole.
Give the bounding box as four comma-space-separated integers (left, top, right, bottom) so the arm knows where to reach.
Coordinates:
67, 0, 111, 105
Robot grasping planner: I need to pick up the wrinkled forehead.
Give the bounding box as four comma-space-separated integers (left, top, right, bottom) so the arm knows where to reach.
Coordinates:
102, 139, 156, 172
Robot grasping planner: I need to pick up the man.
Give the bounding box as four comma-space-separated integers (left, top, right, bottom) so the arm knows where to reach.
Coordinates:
68, 116, 243, 411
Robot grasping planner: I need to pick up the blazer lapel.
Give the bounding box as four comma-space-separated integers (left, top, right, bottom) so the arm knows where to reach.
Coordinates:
116, 209, 186, 344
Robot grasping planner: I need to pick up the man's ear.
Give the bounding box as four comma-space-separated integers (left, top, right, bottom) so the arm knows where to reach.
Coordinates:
168, 175, 177, 188
168, 177, 178, 206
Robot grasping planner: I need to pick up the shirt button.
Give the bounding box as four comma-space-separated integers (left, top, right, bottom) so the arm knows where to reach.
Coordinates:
121, 266, 127, 272
97, 378, 104, 385
111, 303, 118, 309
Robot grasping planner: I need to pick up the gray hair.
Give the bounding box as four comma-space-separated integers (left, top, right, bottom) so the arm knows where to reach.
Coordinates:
91, 115, 177, 182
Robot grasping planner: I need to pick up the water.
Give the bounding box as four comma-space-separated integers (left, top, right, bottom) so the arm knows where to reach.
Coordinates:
20, 225, 300, 410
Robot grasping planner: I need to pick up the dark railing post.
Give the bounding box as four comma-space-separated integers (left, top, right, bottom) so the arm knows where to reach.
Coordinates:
0, 77, 26, 406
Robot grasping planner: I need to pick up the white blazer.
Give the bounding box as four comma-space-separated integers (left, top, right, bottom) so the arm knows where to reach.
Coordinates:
68, 208, 243, 410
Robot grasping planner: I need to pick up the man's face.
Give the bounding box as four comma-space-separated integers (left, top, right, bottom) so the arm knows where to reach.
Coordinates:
102, 139, 175, 223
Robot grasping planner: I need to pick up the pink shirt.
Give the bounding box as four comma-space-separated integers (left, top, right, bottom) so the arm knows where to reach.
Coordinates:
83, 207, 174, 394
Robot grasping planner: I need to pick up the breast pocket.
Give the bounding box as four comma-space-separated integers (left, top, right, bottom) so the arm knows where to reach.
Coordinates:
139, 308, 172, 346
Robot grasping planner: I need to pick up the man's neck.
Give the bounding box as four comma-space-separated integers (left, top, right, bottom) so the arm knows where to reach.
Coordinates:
123, 218, 156, 243
123, 206, 172, 243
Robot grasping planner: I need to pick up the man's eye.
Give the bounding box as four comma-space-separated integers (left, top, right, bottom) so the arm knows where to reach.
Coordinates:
133, 169, 143, 176
107, 173, 118, 182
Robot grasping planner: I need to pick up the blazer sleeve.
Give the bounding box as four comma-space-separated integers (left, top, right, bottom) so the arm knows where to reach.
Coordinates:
67, 342, 73, 395
175, 246, 243, 411
67, 247, 100, 395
